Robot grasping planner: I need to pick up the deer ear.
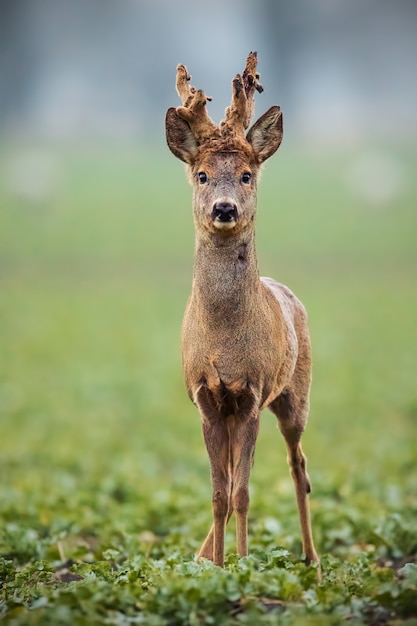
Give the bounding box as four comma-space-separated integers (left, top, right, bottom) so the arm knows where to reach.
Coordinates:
165, 107, 199, 164
247, 106, 283, 163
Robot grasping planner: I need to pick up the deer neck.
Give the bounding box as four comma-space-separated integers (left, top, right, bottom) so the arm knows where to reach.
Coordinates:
191, 230, 260, 322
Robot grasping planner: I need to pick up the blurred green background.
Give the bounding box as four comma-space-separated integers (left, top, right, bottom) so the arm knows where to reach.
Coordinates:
1, 0, 416, 581
1, 140, 416, 540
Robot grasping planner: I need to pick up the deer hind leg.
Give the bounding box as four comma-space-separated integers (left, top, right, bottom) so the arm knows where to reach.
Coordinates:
270, 389, 319, 565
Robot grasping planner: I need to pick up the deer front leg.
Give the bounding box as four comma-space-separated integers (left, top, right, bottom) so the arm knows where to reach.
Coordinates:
198, 412, 260, 562
229, 413, 260, 557
197, 511, 233, 562
199, 416, 231, 567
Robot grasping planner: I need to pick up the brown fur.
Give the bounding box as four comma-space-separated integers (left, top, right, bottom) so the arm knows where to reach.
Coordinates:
165, 53, 319, 569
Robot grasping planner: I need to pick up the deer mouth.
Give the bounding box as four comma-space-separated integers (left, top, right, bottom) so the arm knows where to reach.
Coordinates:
212, 202, 238, 230
213, 218, 237, 231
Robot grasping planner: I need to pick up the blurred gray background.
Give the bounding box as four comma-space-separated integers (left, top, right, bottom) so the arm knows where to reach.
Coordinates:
1, 0, 417, 146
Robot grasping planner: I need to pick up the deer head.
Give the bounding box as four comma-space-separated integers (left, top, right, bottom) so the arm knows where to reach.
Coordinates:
165, 52, 283, 237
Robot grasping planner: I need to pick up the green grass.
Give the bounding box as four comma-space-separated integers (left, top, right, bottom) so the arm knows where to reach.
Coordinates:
0, 141, 416, 624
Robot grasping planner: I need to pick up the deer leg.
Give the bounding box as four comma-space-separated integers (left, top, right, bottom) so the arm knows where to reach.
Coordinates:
229, 413, 260, 558
285, 438, 318, 565
270, 391, 319, 566
198, 416, 231, 567
197, 412, 260, 562
197, 511, 233, 562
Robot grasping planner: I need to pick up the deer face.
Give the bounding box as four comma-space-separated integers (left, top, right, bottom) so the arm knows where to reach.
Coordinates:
166, 106, 283, 236
190, 151, 258, 235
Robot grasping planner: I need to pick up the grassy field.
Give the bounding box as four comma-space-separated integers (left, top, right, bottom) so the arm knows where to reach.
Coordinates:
0, 141, 416, 624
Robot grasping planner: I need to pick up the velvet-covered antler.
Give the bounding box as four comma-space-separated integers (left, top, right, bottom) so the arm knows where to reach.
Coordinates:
221, 51, 263, 137
175, 64, 220, 144
172, 52, 265, 152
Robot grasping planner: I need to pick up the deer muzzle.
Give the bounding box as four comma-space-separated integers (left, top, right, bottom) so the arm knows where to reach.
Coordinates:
212, 202, 238, 230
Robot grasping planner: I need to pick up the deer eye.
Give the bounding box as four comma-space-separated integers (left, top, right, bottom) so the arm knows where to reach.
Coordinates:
198, 172, 208, 184
241, 172, 251, 184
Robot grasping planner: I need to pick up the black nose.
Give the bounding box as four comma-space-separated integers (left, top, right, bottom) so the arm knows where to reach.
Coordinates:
212, 202, 238, 222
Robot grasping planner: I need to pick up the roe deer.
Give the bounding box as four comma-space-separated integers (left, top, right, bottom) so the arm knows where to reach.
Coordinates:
165, 52, 319, 568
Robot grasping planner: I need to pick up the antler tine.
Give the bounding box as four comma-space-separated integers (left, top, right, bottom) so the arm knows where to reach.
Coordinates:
175, 64, 219, 144
221, 51, 263, 136
176, 64, 195, 107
